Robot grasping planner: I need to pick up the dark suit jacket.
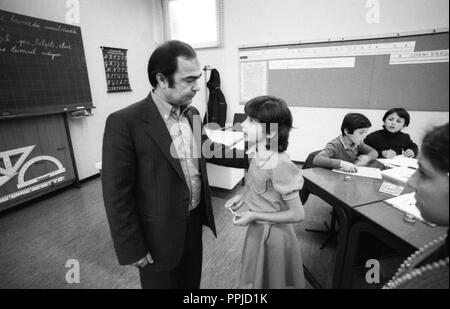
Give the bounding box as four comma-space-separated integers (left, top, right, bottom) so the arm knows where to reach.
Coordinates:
102, 94, 248, 271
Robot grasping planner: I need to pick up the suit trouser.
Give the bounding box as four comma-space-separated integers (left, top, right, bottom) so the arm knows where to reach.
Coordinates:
138, 207, 203, 289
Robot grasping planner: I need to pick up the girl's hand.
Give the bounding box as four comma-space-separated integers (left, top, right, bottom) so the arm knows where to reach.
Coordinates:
225, 194, 244, 211
403, 149, 415, 158
232, 211, 255, 226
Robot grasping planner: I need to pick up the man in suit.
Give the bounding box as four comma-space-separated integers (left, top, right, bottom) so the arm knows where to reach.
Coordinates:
101, 40, 248, 289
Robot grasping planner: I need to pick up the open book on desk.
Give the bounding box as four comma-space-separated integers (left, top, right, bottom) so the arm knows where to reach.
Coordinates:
377, 155, 418, 169
332, 166, 382, 179
384, 192, 436, 227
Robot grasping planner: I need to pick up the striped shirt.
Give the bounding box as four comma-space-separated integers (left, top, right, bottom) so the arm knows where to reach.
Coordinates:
152, 91, 201, 212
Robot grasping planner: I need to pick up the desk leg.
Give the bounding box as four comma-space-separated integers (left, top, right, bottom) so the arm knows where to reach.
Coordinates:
340, 221, 366, 288
341, 221, 414, 289
331, 206, 349, 289
302, 179, 352, 289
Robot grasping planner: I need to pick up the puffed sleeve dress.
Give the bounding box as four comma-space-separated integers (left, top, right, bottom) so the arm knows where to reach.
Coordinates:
238, 152, 305, 289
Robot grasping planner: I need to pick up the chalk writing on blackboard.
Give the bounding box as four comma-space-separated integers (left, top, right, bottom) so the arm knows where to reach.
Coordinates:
0, 9, 93, 118
101, 46, 132, 93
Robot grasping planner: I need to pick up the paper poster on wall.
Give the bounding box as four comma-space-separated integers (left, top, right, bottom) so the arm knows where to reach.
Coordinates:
269, 57, 356, 70
101, 46, 132, 93
389, 49, 449, 65
239, 42, 416, 61
240, 61, 267, 102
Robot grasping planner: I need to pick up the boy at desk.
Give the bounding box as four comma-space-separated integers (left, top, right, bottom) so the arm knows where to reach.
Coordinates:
313, 113, 378, 172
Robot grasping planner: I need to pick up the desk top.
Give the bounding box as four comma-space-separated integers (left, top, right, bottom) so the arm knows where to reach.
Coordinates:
301, 167, 413, 208
354, 201, 447, 249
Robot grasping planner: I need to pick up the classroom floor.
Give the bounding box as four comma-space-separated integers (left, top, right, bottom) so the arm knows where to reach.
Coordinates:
0, 173, 341, 289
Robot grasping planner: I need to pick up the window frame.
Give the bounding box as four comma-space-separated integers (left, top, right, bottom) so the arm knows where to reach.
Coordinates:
162, 0, 224, 49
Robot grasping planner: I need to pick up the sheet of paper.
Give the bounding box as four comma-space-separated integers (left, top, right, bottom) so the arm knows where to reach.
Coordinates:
205, 129, 245, 150
384, 192, 435, 226
377, 155, 418, 169
381, 166, 415, 183
332, 166, 382, 179
240, 61, 267, 102
385, 193, 421, 218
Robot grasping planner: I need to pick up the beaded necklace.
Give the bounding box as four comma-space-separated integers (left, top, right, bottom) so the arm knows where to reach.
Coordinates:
383, 235, 449, 289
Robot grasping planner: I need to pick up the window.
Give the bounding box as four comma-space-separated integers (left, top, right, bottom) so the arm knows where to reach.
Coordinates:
162, 0, 224, 49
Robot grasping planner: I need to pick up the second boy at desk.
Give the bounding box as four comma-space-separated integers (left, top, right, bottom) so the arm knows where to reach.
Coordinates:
313, 113, 378, 172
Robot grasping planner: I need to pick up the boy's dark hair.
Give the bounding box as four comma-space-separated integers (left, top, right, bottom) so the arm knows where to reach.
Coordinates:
341, 113, 372, 135
383, 107, 411, 127
421, 123, 449, 173
244, 96, 293, 152
147, 40, 197, 88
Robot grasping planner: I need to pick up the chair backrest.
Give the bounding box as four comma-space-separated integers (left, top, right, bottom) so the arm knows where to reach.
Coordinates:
299, 150, 321, 204
303, 150, 321, 169
232, 113, 247, 132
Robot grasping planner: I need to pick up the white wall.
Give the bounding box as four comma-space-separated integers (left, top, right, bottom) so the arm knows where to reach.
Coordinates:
1, 0, 448, 179
0, 0, 163, 179
194, 0, 449, 161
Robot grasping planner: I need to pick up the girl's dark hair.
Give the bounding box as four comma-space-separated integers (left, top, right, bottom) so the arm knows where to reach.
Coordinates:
341, 113, 372, 135
147, 40, 197, 88
421, 123, 449, 173
383, 107, 411, 127
244, 96, 293, 152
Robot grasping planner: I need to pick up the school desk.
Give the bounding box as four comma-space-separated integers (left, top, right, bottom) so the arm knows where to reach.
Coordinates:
300, 166, 414, 288
340, 201, 448, 288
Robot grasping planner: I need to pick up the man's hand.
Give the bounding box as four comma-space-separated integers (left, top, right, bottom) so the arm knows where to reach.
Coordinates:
340, 160, 358, 173
403, 149, 415, 158
132, 252, 154, 268
382, 149, 397, 159
225, 194, 244, 212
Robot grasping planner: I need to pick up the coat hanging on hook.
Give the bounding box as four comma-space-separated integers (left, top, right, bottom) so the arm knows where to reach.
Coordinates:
203, 68, 227, 128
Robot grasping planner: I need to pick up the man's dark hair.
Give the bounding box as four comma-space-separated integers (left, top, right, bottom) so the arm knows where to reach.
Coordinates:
421, 123, 449, 173
147, 40, 197, 88
244, 96, 293, 152
383, 107, 411, 127
341, 113, 372, 135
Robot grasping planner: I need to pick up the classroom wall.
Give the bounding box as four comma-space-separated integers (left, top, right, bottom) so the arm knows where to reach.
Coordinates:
1, 0, 449, 180
0, 0, 163, 179
194, 0, 450, 161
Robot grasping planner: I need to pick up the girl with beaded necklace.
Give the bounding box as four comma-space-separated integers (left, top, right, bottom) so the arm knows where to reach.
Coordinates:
384, 123, 449, 289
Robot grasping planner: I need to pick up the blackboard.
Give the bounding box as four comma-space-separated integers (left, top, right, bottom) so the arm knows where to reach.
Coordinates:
239, 30, 449, 111
0, 9, 93, 119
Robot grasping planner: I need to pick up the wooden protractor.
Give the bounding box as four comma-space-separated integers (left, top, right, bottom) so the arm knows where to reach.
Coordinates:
17, 155, 66, 189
